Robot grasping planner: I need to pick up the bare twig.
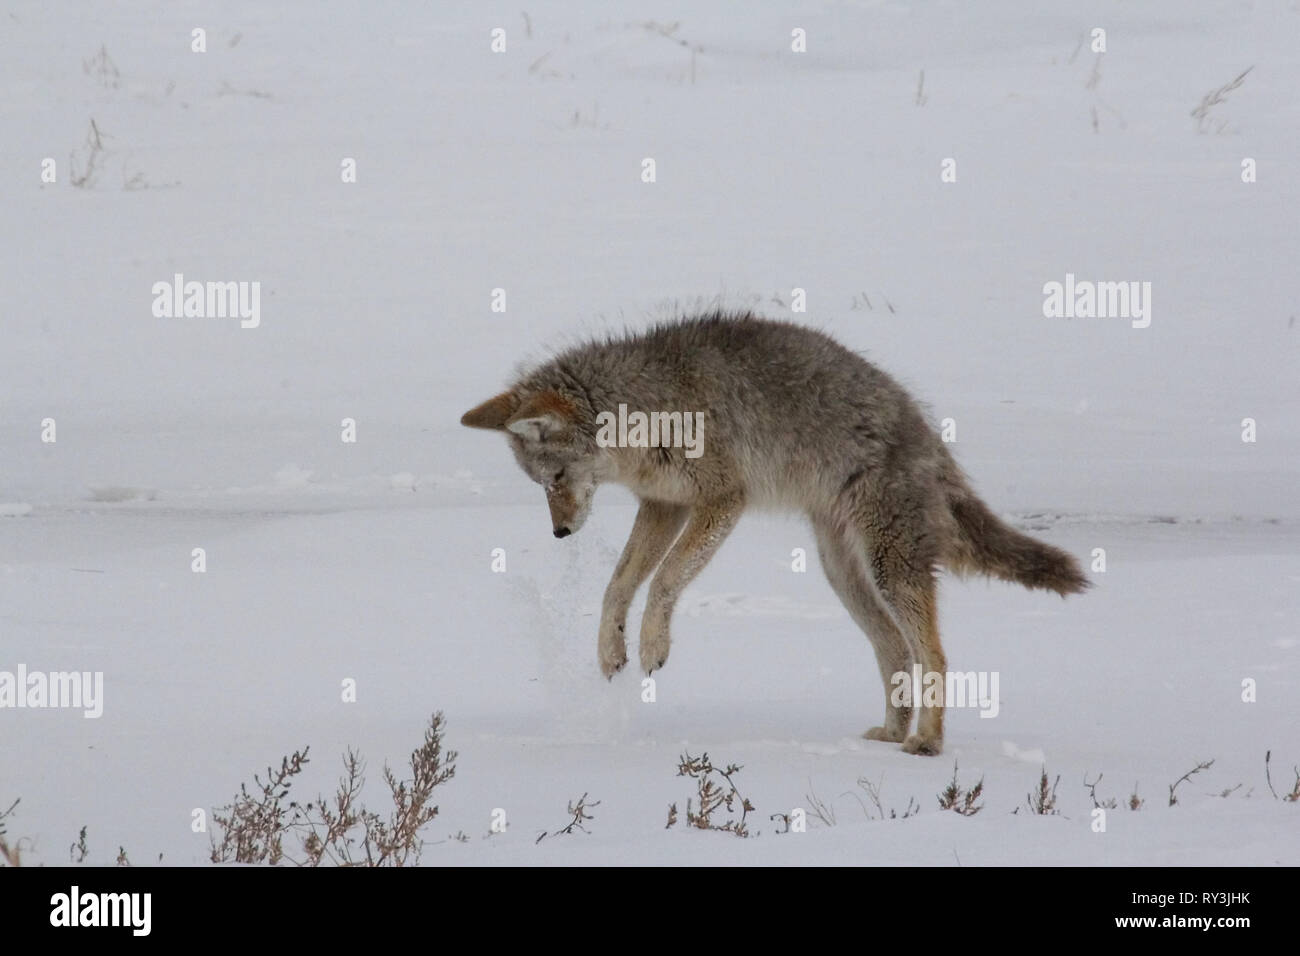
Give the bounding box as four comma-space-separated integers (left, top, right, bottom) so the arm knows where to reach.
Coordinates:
1085, 53, 1102, 91
1066, 32, 1085, 65
0, 798, 22, 867
1084, 772, 1117, 810
1168, 759, 1214, 806
83, 45, 121, 88
70, 825, 88, 863
1190, 67, 1252, 133
805, 779, 836, 827
1265, 751, 1300, 802
536, 792, 600, 842
70, 119, 108, 188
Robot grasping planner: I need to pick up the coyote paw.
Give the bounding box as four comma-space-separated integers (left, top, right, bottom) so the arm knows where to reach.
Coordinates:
639, 637, 670, 675
901, 733, 943, 756
598, 617, 628, 680
598, 644, 627, 680
863, 725, 906, 743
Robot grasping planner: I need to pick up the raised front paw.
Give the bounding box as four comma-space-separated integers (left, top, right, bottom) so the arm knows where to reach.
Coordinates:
598, 637, 627, 680
598, 617, 629, 679
638, 632, 670, 675
599, 648, 627, 680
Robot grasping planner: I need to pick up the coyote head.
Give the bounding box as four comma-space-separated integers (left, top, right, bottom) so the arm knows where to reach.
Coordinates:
461, 388, 609, 538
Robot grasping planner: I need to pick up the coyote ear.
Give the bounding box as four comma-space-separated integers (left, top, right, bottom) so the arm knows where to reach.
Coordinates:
460, 391, 520, 430
504, 389, 576, 442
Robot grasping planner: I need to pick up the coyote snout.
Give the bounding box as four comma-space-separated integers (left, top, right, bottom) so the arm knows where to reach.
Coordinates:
461, 312, 1088, 756
546, 479, 591, 537
459, 386, 607, 538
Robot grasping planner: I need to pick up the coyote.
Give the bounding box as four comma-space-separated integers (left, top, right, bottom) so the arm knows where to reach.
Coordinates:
462, 312, 1087, 754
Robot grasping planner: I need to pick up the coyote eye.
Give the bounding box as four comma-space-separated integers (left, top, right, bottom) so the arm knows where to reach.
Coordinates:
554, 468, 566, 482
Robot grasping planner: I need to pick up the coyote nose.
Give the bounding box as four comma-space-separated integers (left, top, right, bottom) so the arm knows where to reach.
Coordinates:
554, 527, 571, 539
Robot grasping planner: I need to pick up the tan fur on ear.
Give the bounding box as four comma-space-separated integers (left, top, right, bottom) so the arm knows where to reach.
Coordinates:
504, 389, 578, 441
507, 389, 576, 425
461, 391, 520, 429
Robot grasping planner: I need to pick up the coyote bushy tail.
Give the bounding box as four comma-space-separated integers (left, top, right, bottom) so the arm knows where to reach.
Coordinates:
940, 454, 1089, 597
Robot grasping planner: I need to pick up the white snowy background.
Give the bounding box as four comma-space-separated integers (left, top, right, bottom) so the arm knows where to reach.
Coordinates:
2, 0, 1297, 865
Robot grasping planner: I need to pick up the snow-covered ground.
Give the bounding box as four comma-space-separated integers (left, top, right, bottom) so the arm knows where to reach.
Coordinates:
2, 0, 1297, 865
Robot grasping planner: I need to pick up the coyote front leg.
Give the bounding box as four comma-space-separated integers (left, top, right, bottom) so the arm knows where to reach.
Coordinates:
639, 492, 744, 674
599, 499, 689, 678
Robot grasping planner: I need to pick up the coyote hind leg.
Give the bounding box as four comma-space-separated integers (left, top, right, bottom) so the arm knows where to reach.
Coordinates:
868, 552, 946, 756
813, 518, 916, 744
